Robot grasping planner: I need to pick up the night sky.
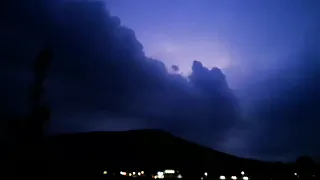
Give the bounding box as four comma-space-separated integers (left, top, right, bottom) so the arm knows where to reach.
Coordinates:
1, 0, 320, 162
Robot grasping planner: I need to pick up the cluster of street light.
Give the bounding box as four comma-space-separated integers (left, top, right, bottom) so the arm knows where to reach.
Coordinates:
103, 169, 250, 179
153, 169, 183, 179
103, 170, 145, 177
119, 171, 145, 177
202, 171, 248, 180
218, 174, 249, 180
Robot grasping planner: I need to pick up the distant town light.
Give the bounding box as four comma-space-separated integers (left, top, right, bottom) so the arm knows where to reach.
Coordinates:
241, 171, 245, 175
204, 172, 208, 176
243, 176, 249, 180
120, 171, 126, 176
220, 175, 226, 180
129, 173, 132, 176
103, 171, 107, 175
138, 172, 141, 176
157, 171, 164, 179
294, 173, 297, 176
141, 171, 145, 174
231, 176, 237, 180
164, 169, 175, 174
133, 172, 136, 175
177, 174, 183, 179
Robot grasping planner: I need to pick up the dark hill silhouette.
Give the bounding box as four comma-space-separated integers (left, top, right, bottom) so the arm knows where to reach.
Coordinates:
46, 129, 279, 178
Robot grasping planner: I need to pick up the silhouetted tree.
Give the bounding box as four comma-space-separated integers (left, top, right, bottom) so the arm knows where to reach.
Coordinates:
13, 47, 52, 179
29, 48, 52, 141
14, 47, 52, 143
30, 48, 52, 110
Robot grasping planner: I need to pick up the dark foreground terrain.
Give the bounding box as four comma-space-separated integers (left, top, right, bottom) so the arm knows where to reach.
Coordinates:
44, 129, 318, 179
3, 129, 319, 179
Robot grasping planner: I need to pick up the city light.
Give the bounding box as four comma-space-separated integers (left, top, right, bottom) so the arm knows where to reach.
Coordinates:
96, 168, 314, 179
157, 171, 164, 179
164, 169, 175, 174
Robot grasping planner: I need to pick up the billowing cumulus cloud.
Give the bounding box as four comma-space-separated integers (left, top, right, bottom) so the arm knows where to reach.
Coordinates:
0, 0, 239, 149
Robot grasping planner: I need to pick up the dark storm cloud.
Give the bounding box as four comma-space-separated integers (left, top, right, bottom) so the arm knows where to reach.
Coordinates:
0, 0, 239, 147
247, 39, 320, 161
